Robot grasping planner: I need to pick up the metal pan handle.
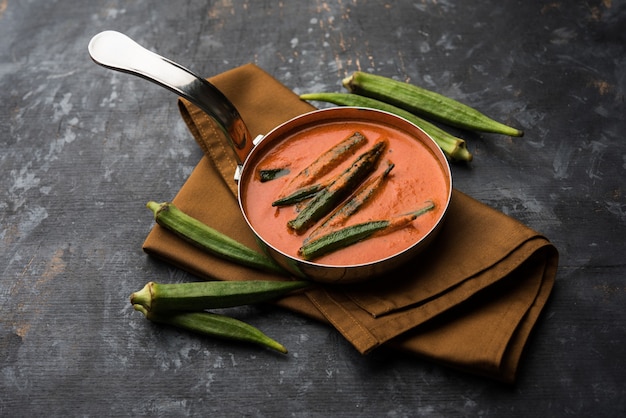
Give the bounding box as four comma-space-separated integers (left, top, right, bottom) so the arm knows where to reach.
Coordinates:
88, 30, 252, 165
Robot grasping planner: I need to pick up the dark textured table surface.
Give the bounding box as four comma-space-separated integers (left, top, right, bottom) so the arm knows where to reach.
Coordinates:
1, 1, 625, 416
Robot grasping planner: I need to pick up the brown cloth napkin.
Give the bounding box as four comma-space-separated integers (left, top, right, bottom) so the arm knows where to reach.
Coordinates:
143, 63, 558, 383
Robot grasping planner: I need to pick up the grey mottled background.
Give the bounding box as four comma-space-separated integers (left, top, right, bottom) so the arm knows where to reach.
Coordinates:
1, 1, 624, 416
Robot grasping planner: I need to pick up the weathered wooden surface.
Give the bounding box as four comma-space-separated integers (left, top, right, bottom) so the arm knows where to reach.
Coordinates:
1, 1, 624, 416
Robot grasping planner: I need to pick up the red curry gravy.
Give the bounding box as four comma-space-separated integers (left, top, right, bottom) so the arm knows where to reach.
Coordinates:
241, 120, 449, 266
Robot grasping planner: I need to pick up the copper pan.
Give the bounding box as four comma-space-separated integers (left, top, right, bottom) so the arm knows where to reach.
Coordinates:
88, 31, 452, 284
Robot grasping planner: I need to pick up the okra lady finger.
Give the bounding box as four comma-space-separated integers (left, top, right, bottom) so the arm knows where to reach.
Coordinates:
272, 182, 327, 207
306, 161, 394, 241
288, 139, 388, 234
299, 220, 387, 260
278, 131, 367, 198
299, 201, 435, 260
259, 167, 290, 182
300, 92, 472, 162
342, 71, 524, 137
147, 201, 288, 275
130, 280, 310, 313
133, 304, 288, 353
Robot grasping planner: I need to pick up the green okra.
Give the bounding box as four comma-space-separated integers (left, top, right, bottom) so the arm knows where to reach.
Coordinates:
133, 305, 288, 353
299, 92, 472, 162
259, 168, 290, 182
272, 183, 326, 207
287, 139, 388, 234
299, 201, 435, 260
130, 280, 310, 313
146, 201, 288, 275
342, 71, 523, 137
306, 161, 395, 241
279, 131, 367, 195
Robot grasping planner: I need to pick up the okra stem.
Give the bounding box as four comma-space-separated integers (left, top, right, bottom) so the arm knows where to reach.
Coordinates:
133, 304, 288, 353
130, 280, 310, 313
299, 92, 472, 162
147, 201, 288, 275
342, 72, 523, 137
